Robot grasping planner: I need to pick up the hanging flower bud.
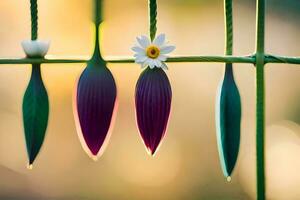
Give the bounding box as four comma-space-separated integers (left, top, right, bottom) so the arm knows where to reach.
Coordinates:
74, 58, 117, 160
133, 33, 174, 155
216, 64, 241, 179
23, 64, 49, 167
135, 67, 172, 155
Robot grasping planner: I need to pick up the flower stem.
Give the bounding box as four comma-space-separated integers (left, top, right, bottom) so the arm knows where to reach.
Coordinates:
224, 0, 234, 75
255, 0, 266, 199
30, 0, 38, 40
225, 0, 233, 56
149, 0, 157, 41
91, 0, 103, 61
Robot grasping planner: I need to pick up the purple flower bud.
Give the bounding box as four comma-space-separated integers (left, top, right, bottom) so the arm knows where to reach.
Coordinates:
135, 67, 172, 155
74, 62, 117, 160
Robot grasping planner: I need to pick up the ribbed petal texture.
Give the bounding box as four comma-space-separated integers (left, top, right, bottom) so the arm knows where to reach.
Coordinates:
216, 64, 241, 178
75, 63, 117, 158
135, 67, 172, 155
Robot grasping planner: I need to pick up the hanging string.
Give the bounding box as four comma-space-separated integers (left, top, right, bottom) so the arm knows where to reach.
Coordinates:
92, 0, 103, 61
149, 0, 157, 41
224, 0, 234, 76
225, 0, 233, 56
95, 0, 102, 26
30, 0, 38, 40
255, 0, 266, 199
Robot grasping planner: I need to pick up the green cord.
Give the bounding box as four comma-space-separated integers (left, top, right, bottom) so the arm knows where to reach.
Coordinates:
224, 0, 234, 72
91, 0, 103, 61
149, 0, 157, 41
256, 63, 265, 200
2, 55, 300, 65
95, 0, 102, 26
225, 0, 233, 56
30, 0, 38, 40
255, 0, 266, 199
0, 55, 254, 64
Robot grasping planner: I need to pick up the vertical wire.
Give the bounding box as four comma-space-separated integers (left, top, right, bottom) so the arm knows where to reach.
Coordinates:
30, 0, 38, 40
149, 0, 157, 41
225, 0, 233, 56
92, 0, 103, 61
224, 0, 233, 73
255, 0, 266, 199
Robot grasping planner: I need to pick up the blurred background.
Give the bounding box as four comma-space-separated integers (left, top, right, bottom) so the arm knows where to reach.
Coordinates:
0, 0, 300, 199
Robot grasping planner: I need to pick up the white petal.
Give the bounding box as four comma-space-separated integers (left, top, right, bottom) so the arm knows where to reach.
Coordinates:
137, 35, 150, 48
153, 60, 158, 67
131, 46, 145, 54
153, 34, 165, 47
142, 62, 148, 69
142, 59, 151, 68
160, 45, 176, 54
149, 59, 156, 69
161, 62, 168, 70
158, 55, 167, 61
154, 59, 162, 67
134, 54, 144, 64
135, 55, 148, 63
133, 53, 146, 57
134, 53, 145, 58
138, 59, 148, 68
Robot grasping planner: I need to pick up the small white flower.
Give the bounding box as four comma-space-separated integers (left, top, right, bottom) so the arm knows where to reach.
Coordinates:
22, 40, 50, 58
132, 34, 175, 70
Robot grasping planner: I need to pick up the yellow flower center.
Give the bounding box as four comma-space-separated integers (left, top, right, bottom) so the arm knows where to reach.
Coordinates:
146, 45, 160, 59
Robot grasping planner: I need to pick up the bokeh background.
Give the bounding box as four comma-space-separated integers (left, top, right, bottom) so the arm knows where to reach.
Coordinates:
0, 0, 300, 199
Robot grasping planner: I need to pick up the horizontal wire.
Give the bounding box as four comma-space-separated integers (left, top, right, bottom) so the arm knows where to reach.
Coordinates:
0, 54, 299, 65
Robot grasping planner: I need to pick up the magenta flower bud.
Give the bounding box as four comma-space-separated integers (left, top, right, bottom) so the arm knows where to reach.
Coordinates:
135, 67, 172, 155
74, 59, 117, 160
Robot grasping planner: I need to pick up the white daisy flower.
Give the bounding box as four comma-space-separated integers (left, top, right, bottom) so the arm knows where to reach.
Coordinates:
132, 34, 175, 70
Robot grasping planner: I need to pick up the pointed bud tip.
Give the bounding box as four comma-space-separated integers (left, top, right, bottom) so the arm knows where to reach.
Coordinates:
27, 164, 33, 170
148, 151, 156, 157
90, 155, 99, 161
146, 147, 158, 157
226, 176, 232, 182
146, 148, 154, 156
